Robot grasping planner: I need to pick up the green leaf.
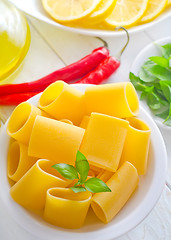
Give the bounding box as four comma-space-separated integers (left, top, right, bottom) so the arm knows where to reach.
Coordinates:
75, 151, 89, 183
160, 82, 171, 102
70, 186, 86, 193
139, 66, 157, 82
84, 177, 112, 193
144, 64, 171, 81
163, 104, 171, 126
149, 56, 169, 68
161, 43, 171, 58
52, 164, 79, 180
156, 108, 170, 119
129, 72, 146, 91
147, 92, 160, 110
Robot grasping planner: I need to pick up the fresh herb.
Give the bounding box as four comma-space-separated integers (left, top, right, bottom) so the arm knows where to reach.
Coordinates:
52, 151, 112, 193
130, 43, 171, 127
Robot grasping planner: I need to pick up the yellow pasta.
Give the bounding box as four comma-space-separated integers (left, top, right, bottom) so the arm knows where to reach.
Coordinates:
8, 141, 37, 182
91, 161, 138, 223
119, 117, 151, 175
44, 188, 92, 229
84, 82, 139, 118
7, 102, 48, 144
80, 115, 90, 129
80, 112, 129, 171
60, 119, 73, 125
38, 81, 86, 125
10, 159, 70, 211
97, 170, 114, 183
28, 116, 85, 164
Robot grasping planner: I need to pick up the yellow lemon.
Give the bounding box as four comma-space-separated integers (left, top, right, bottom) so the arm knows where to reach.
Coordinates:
105, 0, 149, 28
42, 0, 102, 23
86, 0, 117, 25
141, 0, 168, 23
168, 0, 171, 5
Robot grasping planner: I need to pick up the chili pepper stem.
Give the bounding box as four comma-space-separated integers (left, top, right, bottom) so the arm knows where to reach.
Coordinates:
114, 27, 130, 61
96, 37, 108, 48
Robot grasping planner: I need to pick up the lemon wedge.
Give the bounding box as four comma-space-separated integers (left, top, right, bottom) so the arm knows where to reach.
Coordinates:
141, 0, 168, 23
86, 0, 117, 25
105, 0, 148, 28
42, 0, 102, 23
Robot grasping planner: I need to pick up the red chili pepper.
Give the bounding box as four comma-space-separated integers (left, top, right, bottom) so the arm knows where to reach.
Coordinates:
0, 47, 109, 96
74, 56, 120, 84
0, 92, 40, 105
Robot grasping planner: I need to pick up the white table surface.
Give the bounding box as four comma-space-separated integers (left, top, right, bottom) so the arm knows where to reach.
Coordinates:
0, 8, 171, 240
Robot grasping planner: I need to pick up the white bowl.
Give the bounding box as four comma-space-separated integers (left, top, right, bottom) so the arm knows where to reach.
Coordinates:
130, 37, 171, 131
0, 84, 167, 240
9, 0, 171, 37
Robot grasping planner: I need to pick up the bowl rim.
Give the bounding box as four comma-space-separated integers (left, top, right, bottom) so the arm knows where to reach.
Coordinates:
0, 84, 167, 240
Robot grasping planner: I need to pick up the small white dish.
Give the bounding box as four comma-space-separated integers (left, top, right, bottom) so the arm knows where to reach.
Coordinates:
9, 0, 171, 37
130, 37, 171, 131
0, 84, 167, 240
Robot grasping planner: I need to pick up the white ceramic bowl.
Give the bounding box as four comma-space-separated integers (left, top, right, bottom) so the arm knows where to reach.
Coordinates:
130, 37, 171, 131
9, 0, 171, 37
0, 84, 167, 240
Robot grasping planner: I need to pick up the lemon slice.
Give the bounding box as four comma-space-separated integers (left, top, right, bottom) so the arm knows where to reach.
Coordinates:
141, 0, 168, 23
86, 0, 117, 25
105, 0, 148, 28
168, 0, 171, 5
42, 0, 102, 23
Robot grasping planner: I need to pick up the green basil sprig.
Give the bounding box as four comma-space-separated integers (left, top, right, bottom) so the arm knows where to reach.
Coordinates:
52, 151, 112, 193
130, 43, 171, 127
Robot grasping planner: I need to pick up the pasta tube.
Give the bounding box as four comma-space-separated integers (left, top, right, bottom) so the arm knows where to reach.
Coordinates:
80, 116, 90, 129
80, 112, 129, 171
44, 188, 92, 229
120, 117, 151, 175
8, 141, 37, 182
28, 116, 85, 164
91, 161, 138, 223
85, 82, 139, 118
10, 159, 70, 211
7, 102, 48, 144
38, 81, 86, 125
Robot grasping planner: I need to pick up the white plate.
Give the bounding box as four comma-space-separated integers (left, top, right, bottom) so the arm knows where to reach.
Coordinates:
9, 0, 171, 37
0, 84, 167, 240
130, 37, 171, 131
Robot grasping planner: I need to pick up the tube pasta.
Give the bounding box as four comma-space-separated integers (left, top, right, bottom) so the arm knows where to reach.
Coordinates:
60, 119, 73, 125
8, 141, 37, 182
10, 159, 70, 211
91, 161, 139, 223
44, 188, 92, 229
7, 102, 48, 144
97, 170, 114, 183
120, 117, 151, 175
38, 81, 86, 125
80, 112, 129, 171
28, 116, 85, 164
85, 82, 139, 118
80, 115, 90, 129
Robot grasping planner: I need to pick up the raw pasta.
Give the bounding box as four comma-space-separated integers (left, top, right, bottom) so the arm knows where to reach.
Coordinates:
28, 116, 85, 164
85, 82, 139, 118
91, 161, 139, 223
44, 188, 92, 229
8, 141, 37, 182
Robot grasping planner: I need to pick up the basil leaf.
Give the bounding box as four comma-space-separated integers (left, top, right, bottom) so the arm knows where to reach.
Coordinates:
144, 64, 171, 81
52, 164, 79, 180
149, 56, 169, 68
160, 82, 171, 102
147, 92, 160, 110
70, 186, 86, 193
84, 177, 111, 193
161, 43, 171, 58
129, 72, 147, 91
164, 104, 171, 126
156, 108, 170, 119
75, 151, 89, 183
